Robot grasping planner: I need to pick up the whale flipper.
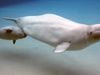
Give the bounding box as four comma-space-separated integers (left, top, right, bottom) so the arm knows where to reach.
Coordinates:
13, 40, 16, 44
54, 42, 71, 53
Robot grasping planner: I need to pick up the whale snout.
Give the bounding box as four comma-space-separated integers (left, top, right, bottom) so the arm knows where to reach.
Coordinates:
89, 31, 100, 40
92, 31, 100, 39
89, 24, 100, 40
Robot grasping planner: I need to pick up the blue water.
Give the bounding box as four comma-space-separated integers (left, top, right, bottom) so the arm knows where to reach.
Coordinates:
0, 0, 100, 74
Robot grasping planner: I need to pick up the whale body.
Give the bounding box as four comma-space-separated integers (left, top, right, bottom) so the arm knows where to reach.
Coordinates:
4, 14, 100, 53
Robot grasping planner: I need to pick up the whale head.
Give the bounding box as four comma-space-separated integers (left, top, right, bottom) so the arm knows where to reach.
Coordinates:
88, 24, 100, 42
0, 26, 27, 44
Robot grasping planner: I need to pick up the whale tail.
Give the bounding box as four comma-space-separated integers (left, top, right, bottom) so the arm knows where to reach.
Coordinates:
3, 17, 17, 23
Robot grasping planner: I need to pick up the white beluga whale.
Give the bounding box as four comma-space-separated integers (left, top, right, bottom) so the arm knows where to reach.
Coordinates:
3, 14, 100, 53
0, 26, 27, 44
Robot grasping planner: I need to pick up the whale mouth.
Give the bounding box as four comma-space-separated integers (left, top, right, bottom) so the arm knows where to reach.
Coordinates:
91, 33, 100, 40
93, 35, 100, 40
93, 31, 100, 39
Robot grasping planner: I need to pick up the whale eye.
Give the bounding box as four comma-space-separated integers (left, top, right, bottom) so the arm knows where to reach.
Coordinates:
5, 29, 12, 33
88, 31, 92, 37
89, 32, 92, 35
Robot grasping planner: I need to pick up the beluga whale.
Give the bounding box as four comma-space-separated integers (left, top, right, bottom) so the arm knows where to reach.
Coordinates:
3, 14, 100, 53
0, 26, 27, 44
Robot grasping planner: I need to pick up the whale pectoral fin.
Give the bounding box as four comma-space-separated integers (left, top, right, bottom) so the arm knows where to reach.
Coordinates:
12, 40, 16, 44
54, 42, 71, 53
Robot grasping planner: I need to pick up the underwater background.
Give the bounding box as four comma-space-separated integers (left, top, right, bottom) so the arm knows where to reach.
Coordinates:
0, 0, 100, 75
